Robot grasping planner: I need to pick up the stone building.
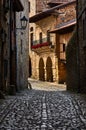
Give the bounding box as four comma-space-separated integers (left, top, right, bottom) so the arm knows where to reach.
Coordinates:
50, 1, 76, 83
16, 0, 29, 90
29, 0, 76, 83
0, 0, 24, 97
0, 0, 2, 95
76, 0, 86, 93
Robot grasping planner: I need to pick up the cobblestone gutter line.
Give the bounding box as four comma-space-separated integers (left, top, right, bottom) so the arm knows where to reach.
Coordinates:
41, 94, 47, 129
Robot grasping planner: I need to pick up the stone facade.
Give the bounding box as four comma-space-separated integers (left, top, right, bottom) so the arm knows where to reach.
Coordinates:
51, 1, 76, 83
0, 0, 2, 92
0, 0, 24, 97
36, 0, 74, 13
76, 0, 86, 93
16, 0, 29, 90
29, 1, 76, 83
66, 30, 79, 92
0, 0, 10, 93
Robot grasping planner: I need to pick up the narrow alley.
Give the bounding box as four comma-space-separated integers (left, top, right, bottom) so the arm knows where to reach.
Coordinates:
0, 0, 86, 129
0, 79, 86, 130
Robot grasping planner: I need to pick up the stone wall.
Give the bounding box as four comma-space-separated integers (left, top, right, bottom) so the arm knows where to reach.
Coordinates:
77, 0, 86, 93
0, 0, 9, 93
16, 0, 29, 90
29, 0, 36, 17
0, 0, 2, 91
29, 14, 58, 82
66, 30, 79, 92
30, 50, 58, 82
66, 0, 86, 93
55, 2, 76, 84
29, 1, 76, 83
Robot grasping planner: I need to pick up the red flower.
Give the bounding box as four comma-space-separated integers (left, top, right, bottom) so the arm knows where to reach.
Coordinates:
31, 42, 49, 49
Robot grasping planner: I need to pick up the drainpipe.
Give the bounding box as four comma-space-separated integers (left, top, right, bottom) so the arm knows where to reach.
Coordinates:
76, 0, 81, 93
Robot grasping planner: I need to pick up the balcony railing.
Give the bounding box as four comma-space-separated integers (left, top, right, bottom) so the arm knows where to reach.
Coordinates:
31, 37, 52, 49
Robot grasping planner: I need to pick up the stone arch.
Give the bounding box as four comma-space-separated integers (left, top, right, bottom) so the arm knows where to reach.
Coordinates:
29, 56, 32, 77
46, 57, 53, 82
39, 58, 45, 81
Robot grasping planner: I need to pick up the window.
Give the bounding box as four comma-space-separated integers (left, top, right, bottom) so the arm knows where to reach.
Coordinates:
30, 27, 33, 32
60, 43, 66, 60
63, 44, 66, 52
30, 33, 33, 46
47, 30, 50, 42
60, 43, 66, 52
39, 32, 42, 43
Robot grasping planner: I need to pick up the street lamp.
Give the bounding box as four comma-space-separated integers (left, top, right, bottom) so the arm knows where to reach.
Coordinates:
16, 16, 28, 30
20, 16, 28, 29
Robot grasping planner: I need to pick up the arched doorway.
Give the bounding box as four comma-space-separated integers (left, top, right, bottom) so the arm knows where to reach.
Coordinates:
39, 58, 45, 81
46, 57, 53, 82
29, 56, 32, 77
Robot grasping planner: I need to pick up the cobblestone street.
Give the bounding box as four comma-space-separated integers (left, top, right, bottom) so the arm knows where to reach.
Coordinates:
0, 79, 86, 130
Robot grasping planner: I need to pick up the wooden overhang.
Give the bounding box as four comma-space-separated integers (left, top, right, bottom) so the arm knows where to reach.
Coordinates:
29, 11, 53, 23
13, 0, 24, 12
49, 19, 76, 33
29, 0, 76, 23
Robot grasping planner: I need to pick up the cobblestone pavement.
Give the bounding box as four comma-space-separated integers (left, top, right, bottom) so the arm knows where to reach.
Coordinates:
0, 79, 86, 130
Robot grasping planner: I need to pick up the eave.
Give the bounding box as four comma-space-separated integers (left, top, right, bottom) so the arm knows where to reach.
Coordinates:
50, 19, 76, 33
29, 11, 53, 23
29, 0, 76, 23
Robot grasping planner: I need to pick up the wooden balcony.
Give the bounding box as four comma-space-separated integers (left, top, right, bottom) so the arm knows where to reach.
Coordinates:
31, 37, 55, 54
31, 37, 52, 49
